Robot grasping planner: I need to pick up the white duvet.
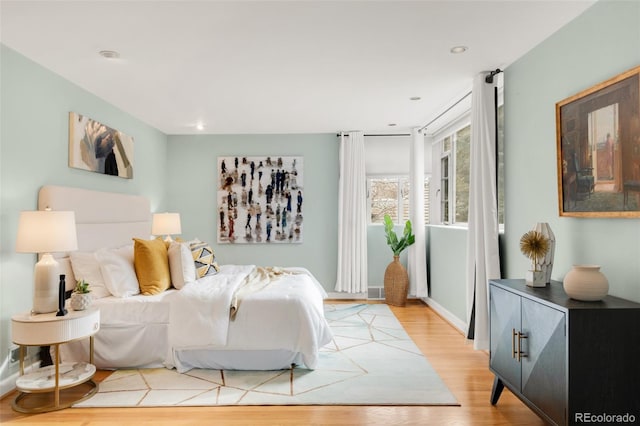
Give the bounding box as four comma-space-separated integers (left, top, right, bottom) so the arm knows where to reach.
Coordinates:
166, 264, 332, 371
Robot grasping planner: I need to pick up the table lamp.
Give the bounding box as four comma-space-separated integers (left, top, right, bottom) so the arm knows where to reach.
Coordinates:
16, 209, 78, 314
152, 212, 182, 242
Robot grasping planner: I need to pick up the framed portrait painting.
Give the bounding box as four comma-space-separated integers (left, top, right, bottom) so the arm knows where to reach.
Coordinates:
556, 65, 640, 218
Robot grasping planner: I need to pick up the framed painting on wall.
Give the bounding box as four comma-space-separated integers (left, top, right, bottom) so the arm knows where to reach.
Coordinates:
68, 112, 134, 179
556, 65, 640, 218
217, 155, 304, 244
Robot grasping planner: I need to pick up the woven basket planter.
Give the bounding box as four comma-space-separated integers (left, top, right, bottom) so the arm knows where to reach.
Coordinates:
384, 256, 409, 307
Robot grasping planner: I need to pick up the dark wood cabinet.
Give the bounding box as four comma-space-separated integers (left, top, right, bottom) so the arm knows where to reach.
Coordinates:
489, 279, 640, 426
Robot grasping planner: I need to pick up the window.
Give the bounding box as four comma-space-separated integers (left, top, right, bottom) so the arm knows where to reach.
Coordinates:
368, 176, 430, 224
438, 124, 470, 224
455, 125, 471, 223
433, 104, 504, 226
440, 156, 449, 223
437, 122, 473, 224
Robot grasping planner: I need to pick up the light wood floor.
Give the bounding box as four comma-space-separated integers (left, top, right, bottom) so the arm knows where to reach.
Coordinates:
0, 300, 545, 425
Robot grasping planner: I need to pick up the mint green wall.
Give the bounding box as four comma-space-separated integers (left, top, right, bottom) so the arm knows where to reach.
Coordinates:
504, 0, 640, 301
367, 224, 407, 288
165, 134, 339, 289
0, 45, 168, 383
428, 226, 468, 321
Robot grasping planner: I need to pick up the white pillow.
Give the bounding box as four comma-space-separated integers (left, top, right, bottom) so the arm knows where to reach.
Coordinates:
96, 244, 139, 298
69, 251, 111, 299
168, 241, 197, 289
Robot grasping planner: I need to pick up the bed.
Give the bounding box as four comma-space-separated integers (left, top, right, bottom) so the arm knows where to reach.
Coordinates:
39, 185, 332, 373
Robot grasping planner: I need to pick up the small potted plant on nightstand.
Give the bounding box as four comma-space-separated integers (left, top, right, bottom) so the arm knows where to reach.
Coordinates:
70, 280, 92, 311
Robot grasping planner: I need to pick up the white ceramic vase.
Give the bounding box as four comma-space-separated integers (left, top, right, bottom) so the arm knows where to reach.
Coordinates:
70, 292, 92, 311
563, 265, 609, 301
532, 222, 555, 284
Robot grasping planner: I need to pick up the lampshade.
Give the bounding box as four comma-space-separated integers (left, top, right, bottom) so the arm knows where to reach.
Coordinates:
152, 213, 182, 236
16, 210, 78, 253
15, 209, 78, 314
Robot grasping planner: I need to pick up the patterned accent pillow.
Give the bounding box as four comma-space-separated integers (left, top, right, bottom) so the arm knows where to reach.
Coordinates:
190, 241, 219, 278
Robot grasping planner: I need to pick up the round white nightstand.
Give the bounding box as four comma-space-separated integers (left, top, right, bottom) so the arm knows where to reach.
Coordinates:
11, 308, 100, 413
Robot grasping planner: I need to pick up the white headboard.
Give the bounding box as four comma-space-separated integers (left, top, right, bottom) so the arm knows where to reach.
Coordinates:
38, 185, 151, 290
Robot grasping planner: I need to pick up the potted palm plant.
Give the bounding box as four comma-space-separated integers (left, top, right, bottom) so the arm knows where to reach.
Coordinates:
383, 214, 415, 306
70, 279, 92, 311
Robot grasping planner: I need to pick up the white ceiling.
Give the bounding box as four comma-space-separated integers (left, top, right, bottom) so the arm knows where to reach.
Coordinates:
0, 0, 595, 135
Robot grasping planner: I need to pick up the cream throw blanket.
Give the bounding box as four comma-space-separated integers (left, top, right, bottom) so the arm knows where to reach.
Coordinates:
230, 266, 301, 318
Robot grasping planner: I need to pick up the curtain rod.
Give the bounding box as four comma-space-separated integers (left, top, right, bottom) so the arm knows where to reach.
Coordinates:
339, 69, 502, 136
336, 133, 411, 137
419, 68, 502, 133
418, 91, 471, 133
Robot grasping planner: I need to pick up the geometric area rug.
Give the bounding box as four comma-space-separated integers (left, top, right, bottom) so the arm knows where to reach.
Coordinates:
74, 304, 458, 407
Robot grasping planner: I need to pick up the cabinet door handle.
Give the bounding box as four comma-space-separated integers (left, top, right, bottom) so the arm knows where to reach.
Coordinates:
517, 332, 528, 362
511, 328, 517, 359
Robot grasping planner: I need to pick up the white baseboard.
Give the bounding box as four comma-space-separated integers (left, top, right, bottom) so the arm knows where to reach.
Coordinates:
423, 297, 467, 334
0, 370, 17, 399
326, 291, 467, 335
328, 287, 416, 301
0, 360, 40, 399
326, 292, 367, 299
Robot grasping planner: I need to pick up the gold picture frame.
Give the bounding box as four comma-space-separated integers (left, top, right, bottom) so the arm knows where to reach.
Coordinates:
556, 65, 640, 218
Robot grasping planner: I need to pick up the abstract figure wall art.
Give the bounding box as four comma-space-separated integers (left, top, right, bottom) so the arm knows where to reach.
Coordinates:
217, 155, 303, 244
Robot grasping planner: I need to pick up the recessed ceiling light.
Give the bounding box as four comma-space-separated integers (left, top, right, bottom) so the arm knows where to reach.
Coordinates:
410, 96, 421, 101
99, 50, 120, 59
195, 123, 205, 131
450, 46, 468, 54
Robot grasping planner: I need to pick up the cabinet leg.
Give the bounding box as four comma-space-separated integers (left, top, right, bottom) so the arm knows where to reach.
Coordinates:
490, 376, 504, 405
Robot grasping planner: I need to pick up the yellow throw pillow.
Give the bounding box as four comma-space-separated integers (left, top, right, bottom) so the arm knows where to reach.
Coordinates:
133, 238, 171, 295
190, 241, 219, 278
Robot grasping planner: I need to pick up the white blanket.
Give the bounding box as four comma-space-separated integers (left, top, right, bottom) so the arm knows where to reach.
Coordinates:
230, 266, 317, 316
167, 264, 331, 370
168, 264, 254, 348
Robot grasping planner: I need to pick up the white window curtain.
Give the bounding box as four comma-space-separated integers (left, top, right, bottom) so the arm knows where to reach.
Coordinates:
408, 128, 428, 297
465, 73, 501, 350
335, 131, 368, 293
